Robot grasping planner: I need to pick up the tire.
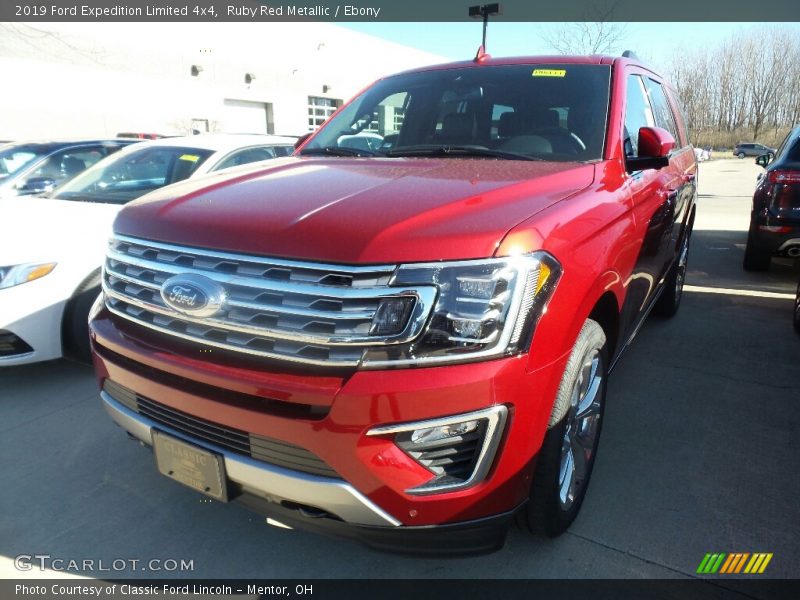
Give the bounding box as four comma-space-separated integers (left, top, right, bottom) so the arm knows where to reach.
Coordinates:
737, 152, 745, 159
793, 280, 800, 335
742, 231, 771, 272
653, 229, 691, 318
62, 270, 102, 364
518, 319, 608, 537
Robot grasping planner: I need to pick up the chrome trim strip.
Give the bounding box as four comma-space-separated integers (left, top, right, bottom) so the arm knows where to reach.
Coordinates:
0, 351, 35, 362
103, 302, 361, 367
777, 238, 800, 251
367, 405, 508, 496
113, 233, 397, 275
101, 391, 400, 527
224, 298, 376, 321
108, 248, 401, 301
103, 282, 434, 347
105, 266, 162, 290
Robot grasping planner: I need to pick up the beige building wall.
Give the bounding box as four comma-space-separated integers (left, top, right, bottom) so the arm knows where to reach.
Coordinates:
0, 22, 445, 139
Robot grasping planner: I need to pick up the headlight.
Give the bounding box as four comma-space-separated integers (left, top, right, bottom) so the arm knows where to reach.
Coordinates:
361, 252, 561, 368
0, 262, 57, 290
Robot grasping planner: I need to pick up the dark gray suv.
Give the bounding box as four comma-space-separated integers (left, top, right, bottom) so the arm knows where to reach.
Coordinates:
734, 142, 775, 158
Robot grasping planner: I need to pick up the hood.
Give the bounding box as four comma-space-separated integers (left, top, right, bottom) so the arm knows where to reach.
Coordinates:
114, 157, 595, 264
0, 198, 121, 265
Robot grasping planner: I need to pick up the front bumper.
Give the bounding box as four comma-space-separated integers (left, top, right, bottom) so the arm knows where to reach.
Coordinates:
90, 305, 568, 549
102, 386, 515, 554
0, 276, 67, 365
750, 215, 800, 255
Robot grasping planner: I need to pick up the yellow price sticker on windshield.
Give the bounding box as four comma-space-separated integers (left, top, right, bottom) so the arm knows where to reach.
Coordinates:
532, 69, 566, 77
179, 154, 200, 162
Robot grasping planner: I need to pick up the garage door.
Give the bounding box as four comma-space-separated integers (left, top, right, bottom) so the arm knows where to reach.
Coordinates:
222, 100, 273, 134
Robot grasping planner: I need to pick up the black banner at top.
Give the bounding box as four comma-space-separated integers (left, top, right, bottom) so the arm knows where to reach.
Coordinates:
3, 0, 800, 22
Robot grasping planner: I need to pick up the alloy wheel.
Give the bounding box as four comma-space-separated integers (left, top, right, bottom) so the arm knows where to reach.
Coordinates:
558, 349, 604, 511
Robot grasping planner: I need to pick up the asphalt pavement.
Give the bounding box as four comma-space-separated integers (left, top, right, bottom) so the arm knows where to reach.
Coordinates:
1, 159, 798, 582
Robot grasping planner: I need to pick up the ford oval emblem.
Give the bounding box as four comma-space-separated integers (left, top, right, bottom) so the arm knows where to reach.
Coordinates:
160, 274, 227, 318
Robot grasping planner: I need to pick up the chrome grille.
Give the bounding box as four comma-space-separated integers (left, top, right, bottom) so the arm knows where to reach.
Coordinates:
102, 235, 436, 367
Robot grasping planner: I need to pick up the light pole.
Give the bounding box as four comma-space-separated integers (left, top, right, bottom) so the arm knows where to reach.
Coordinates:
468, 3, 502, 52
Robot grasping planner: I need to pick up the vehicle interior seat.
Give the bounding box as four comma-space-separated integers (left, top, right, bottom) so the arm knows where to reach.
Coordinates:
438, 113, 475, 145
498, 135, 553, 155
497, 112, 527, 140
61, 156, 86, 177
529, 108, 582, 155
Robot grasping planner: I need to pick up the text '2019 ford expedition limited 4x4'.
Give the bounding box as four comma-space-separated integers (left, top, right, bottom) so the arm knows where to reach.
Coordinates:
90, 54, 696, 554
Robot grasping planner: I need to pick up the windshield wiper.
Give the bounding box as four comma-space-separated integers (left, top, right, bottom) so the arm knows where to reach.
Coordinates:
384, 145, 543, 161
299, 146, 379, 157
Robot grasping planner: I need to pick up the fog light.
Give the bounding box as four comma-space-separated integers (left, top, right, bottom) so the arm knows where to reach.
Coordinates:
370, 297, 414, 335
410, 419, 479, 445
367, 405, 508, 495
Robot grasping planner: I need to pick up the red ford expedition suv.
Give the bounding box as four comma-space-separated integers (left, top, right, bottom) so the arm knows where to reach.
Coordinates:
90, 54, 696, 554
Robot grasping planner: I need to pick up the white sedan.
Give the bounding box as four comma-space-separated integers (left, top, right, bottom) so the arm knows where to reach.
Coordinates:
0, 134, 296, 366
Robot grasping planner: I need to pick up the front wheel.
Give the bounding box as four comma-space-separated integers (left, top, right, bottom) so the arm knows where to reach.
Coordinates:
737, 152, 746, 159
519, 319, 607, 537
62, 272, 101, 364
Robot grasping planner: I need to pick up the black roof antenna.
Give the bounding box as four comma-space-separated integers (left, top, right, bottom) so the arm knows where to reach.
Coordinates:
469, 3, 501, 61
622, 50, 641, 60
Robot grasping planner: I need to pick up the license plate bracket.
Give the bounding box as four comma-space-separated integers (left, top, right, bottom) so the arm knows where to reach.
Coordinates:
152, 429, 228, 502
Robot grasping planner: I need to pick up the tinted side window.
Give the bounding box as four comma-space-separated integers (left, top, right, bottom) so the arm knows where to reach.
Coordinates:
30, 147, 105, 180
214, 146, 277, 171
665, 87, 690, 147
643, 78, 680, 145
773, 137, 789, 159
786, 138, 800, 162
623, 75, 655, 157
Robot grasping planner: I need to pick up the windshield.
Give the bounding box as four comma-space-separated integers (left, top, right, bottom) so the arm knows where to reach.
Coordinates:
302, 64, 611, 162
0, 145, 48, 180
53, 146, 213, 204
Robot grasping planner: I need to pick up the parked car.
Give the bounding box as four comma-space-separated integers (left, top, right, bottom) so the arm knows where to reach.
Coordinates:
694, 147, 711, 162
89, 54, 696, 554
742, 126, 800, 270
0, 139, 138, 199
734, 142, 775, 159
0, 134, 296, 367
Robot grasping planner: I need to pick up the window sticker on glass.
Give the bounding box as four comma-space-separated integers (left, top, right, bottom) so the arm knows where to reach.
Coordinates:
179, 154, 200, 162
532, 69, 566, 77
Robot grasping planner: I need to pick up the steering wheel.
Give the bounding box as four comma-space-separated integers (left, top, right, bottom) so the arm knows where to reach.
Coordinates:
532, 128, 587, 155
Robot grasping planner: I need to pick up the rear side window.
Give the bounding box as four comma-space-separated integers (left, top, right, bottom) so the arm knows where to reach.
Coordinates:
643, 78, 680, 146
786, 138, 800, 162
623, 75, 655, 157
30, 148, 106, 181
55, 146, 213, 204
665, 88, 690, 148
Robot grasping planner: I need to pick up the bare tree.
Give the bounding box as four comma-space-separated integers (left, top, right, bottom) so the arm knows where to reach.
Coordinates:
542, 21, 628, 55
0, 23, 106, 64
668, 25, 800, 149
541, 1, 628, 55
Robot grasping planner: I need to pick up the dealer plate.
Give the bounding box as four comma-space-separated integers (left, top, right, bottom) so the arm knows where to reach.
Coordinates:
152, 430, 228, 501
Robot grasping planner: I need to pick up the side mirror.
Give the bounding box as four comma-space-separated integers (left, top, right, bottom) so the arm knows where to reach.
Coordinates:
15, 176, 57, 195
294, 132, 312, 150
626, 126, 675, 173
755, 153, 771, 168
